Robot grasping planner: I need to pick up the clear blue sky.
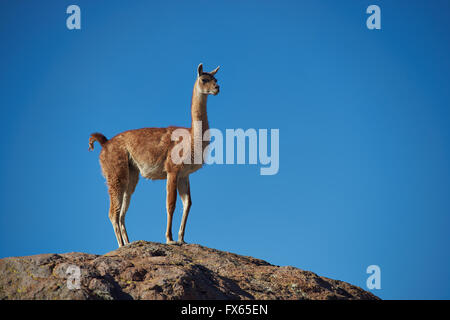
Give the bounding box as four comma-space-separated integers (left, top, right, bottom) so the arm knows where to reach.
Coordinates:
1, 0, 449, 300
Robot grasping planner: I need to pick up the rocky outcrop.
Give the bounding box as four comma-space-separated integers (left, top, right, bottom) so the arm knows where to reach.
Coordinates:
0, 241, 379, 300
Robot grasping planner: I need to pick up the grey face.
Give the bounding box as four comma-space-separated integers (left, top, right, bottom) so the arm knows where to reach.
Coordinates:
197, 64, 220, 95
198, 73, 220, 95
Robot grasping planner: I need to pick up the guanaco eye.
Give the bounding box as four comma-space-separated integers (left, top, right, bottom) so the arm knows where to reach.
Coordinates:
201, 78, 209, 83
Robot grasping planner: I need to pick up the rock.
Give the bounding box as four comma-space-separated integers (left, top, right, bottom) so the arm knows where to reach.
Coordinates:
0, 241, 379, 300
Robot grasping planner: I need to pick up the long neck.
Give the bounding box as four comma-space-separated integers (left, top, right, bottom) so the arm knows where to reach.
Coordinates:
191, 81, 209, 134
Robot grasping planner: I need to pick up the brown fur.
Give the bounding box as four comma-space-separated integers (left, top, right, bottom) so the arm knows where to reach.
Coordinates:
89, 64, 220, 247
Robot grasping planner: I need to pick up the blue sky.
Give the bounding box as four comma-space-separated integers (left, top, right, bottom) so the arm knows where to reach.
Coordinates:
1, 0, 449, 300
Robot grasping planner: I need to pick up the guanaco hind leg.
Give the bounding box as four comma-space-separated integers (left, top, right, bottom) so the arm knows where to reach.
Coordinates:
119, 165, 139, 245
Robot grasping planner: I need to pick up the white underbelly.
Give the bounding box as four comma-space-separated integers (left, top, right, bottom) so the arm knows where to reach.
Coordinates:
137, 162, 166, 180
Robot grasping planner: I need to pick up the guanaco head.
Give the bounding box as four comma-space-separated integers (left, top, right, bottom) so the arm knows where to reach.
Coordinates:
196, 63, 220, 95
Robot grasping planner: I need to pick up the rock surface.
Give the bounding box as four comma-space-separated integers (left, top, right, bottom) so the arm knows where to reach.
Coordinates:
0, 241, 379, 300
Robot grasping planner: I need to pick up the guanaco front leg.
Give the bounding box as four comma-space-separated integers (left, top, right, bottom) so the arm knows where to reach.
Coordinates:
165, 172, 178, 244
177, 176, 192, 244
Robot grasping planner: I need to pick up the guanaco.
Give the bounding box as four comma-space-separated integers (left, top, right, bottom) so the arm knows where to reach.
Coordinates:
89, 63, 220, 247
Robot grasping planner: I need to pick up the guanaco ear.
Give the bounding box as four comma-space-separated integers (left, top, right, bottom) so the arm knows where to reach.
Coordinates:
197, 63, 203, 77
210, 66, 220, 75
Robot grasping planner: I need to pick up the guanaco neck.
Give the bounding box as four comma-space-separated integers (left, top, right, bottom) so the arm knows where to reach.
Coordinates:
190, 80, 209, 136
